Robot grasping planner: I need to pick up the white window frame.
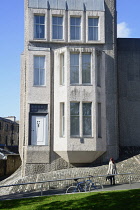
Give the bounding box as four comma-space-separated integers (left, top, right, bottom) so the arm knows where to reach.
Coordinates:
68, 11, 83, 43
86, 11, 105, 44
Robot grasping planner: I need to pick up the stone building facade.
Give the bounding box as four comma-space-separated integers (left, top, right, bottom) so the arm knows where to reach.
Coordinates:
20, 0, 118, 176
0, 117, 19, 148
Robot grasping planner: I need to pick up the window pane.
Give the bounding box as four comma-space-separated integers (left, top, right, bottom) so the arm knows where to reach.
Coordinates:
82, 53, 91, 84
34, 56, 39, 68
34, 16, 39, 24
53, 25, 57, 39
75, 17, 80, 25
83, 103, 91, 115
75, 27, 80, 40
83, 117, 91, 136
58, 26, 63, 39
34, 68, 39, 85
58, 17, 63, 25
70, 66, 79, 84
70, 53, 79, 84
70, 103, 79, 115
40, 69, 45, 85
52, 17, 57, 24
40, 16, 45, 24
83, 103, 92, 136
39, 25, 45, 38
71, 116, 79, 136
40, 57, 45, 68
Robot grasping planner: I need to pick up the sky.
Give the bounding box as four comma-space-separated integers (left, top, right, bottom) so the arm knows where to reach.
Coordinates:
0, 0, 140, 121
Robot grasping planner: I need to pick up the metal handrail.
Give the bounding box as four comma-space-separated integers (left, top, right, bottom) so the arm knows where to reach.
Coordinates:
0, 173, 134, 196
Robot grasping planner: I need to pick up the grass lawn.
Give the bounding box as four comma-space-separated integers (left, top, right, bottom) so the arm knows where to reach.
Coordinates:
0, 189, 139, 210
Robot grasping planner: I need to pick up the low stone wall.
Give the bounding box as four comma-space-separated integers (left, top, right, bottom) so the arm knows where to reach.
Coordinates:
0, 155, 21, 177
0, 154, 139, 196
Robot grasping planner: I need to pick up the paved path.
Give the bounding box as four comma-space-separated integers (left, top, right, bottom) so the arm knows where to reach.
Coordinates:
0, 182, 139, 201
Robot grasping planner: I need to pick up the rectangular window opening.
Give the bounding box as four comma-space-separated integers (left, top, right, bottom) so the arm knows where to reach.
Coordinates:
60, 103, 65, 137
82, 53, 91, 84
34, 15, 45, 39
70, 102, 80, 136
98, 103, 102, 138
83, 103, 92, 136
34, 56, 45, 86
88, 17, 99, 41
52, 16, 63, 40
70, 53, 79, 84
60, 54, 65, 85
70, 17, 81, 40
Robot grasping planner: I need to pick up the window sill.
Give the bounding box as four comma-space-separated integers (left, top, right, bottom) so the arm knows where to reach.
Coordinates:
33, 38, 46, 40
33, 85, 46, 87
70, 136, 93, 138
70, 84, 93, 86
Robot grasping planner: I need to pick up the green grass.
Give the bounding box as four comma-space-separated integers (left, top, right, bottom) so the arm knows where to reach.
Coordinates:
0, 189, 139, 210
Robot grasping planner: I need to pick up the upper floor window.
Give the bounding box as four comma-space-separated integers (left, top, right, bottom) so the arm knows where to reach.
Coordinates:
70, 52, 91, 85
34, 56, 45, 86
70, 53, 79, 84
82, 53, 91, 84
88, 17, 98, 41
34, 15, 45, 39
70, 17, 81, 40
52, 16, 63, 40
